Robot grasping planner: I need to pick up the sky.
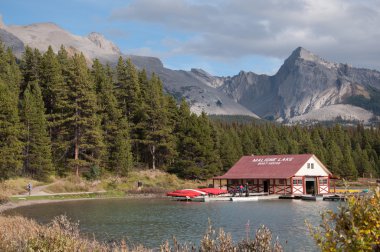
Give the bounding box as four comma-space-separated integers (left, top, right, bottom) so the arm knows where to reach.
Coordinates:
1, 0, 380, 77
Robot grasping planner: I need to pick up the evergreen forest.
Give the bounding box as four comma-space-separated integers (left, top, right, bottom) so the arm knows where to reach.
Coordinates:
1, 43, 380, 181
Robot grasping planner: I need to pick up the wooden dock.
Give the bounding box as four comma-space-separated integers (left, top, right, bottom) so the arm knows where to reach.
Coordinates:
279, 195, 302, 200
323, 195, 347, 201
175, 193, 348, 202
301, 195, 323, 201
230, 194, 279, 202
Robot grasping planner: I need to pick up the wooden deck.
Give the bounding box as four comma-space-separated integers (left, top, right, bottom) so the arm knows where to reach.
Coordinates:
173, 193, 349, 202
322, 195, 347, 201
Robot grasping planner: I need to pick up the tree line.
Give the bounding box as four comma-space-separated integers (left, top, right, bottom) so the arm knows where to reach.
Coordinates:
0, 43, 379, 181
213, 119, 380, 179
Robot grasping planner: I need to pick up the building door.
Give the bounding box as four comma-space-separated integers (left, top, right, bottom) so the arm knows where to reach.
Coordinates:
305, 178, 316, 195
263, 180, 269, 193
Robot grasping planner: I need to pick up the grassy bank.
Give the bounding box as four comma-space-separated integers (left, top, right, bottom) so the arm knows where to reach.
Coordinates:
0, 170, 203, 206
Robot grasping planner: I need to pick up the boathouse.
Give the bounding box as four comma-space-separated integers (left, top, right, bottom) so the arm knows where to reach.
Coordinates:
213, 154, 333, 195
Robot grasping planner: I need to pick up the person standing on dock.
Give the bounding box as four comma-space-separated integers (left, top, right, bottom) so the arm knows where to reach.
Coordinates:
245, 183, 249, 197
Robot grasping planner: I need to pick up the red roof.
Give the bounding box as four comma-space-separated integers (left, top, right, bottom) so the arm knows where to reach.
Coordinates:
214, 154, 315, 179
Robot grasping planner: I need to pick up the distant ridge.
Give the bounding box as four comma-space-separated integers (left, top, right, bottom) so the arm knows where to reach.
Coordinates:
1, 20, 379, 124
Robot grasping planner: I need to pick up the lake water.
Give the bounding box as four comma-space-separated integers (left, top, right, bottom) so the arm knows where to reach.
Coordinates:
4, 198, 339, 251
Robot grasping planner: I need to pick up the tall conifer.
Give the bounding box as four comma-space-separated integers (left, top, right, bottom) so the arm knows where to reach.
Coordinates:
0, 80, 23, 179
142, 74, 175, 169
0, 45, 23, 179
92, 59, 132, 175
21, 81, 53, 180
66, 54, 104, 176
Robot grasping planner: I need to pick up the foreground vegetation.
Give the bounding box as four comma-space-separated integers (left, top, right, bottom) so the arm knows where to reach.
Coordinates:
308, 187, 380, 251
0, 215, 283, 252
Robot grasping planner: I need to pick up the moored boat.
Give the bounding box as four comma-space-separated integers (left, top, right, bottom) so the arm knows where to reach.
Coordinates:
167, 188, 228, 201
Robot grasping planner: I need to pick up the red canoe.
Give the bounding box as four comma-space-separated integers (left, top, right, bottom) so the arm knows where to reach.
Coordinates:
167, 188, 228, 198
198, 188, 228, 195
166, 189, 206, 198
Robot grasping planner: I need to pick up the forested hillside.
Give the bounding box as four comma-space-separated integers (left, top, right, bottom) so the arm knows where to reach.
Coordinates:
0, 43, 379, 181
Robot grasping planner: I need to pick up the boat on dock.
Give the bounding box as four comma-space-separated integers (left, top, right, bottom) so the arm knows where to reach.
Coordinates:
166, 188, 228, 201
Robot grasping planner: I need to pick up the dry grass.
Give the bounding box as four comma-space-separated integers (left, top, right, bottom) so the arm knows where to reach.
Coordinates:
44, 175, 103, 193
0, 215, 151, 252
0, 215, 283, 252
102, 170, 203, 193
0, 178, 45, 197
1, 170, 204, 198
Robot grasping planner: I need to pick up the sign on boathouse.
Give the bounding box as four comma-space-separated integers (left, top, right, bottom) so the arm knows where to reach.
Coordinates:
213, 154, 333, 195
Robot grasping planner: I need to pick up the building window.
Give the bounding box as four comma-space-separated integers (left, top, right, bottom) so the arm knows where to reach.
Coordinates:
319, 179, 328, 185
279, 179, 285, 185
293, 179, 303, 186
307, 163, 314, 169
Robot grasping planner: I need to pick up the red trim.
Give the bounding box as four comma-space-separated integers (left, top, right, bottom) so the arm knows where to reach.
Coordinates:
328, 177, 330, 192
302, 177, 305, 194
291, 177, 293, 194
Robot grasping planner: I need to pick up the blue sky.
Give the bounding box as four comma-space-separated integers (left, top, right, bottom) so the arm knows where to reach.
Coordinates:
1, 0, 380, 76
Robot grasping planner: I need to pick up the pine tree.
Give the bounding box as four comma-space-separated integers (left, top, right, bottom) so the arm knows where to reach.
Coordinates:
92, 59, 132, 175
65, 54, 105, 176
20, 46, 41, 93
39, 46, 65, 131
142, 74, 175, 169
21, 81, 53, 180
112, 118, 133, 175
115, 57, 142, 120
46, 46, 73, 174
0, 79, 23, 179
340, 146, 358, 179
0, 44, 21, 97
0, 45, 23, 179
171, 101, 221, 179
219, 129, 241, 171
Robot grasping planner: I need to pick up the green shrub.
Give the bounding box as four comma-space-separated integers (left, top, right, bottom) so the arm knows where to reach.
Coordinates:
83, 165, 102, 180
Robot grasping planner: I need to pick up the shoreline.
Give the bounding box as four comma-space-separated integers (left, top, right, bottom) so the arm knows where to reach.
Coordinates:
0, 193, 165, 214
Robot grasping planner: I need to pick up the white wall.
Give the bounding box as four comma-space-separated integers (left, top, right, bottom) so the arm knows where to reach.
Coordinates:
295, 156, 330, 177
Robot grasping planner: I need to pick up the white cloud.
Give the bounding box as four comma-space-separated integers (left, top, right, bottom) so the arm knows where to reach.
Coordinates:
111, 0, 380, 71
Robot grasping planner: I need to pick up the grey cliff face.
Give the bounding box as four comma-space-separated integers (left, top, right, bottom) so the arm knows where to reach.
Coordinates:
0, 28, 24, 57
219, 47, 380, 123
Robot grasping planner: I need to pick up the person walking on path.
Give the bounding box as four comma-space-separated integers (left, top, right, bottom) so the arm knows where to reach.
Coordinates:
27, 182, 32, 196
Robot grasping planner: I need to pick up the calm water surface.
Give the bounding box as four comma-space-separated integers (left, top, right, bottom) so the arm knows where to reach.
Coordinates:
4, 198, 339, 251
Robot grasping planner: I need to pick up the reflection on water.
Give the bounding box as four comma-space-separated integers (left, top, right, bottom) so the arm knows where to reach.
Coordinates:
4, 198, 339, 251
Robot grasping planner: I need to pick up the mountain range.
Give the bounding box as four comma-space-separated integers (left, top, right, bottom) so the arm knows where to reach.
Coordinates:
1, 19, 379, 124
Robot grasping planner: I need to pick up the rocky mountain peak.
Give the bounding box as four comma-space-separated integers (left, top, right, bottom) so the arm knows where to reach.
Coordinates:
286, 46, 319, 64
87, 32, 121, 54
0, 16, 5, 29
283, 47, 339, 70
